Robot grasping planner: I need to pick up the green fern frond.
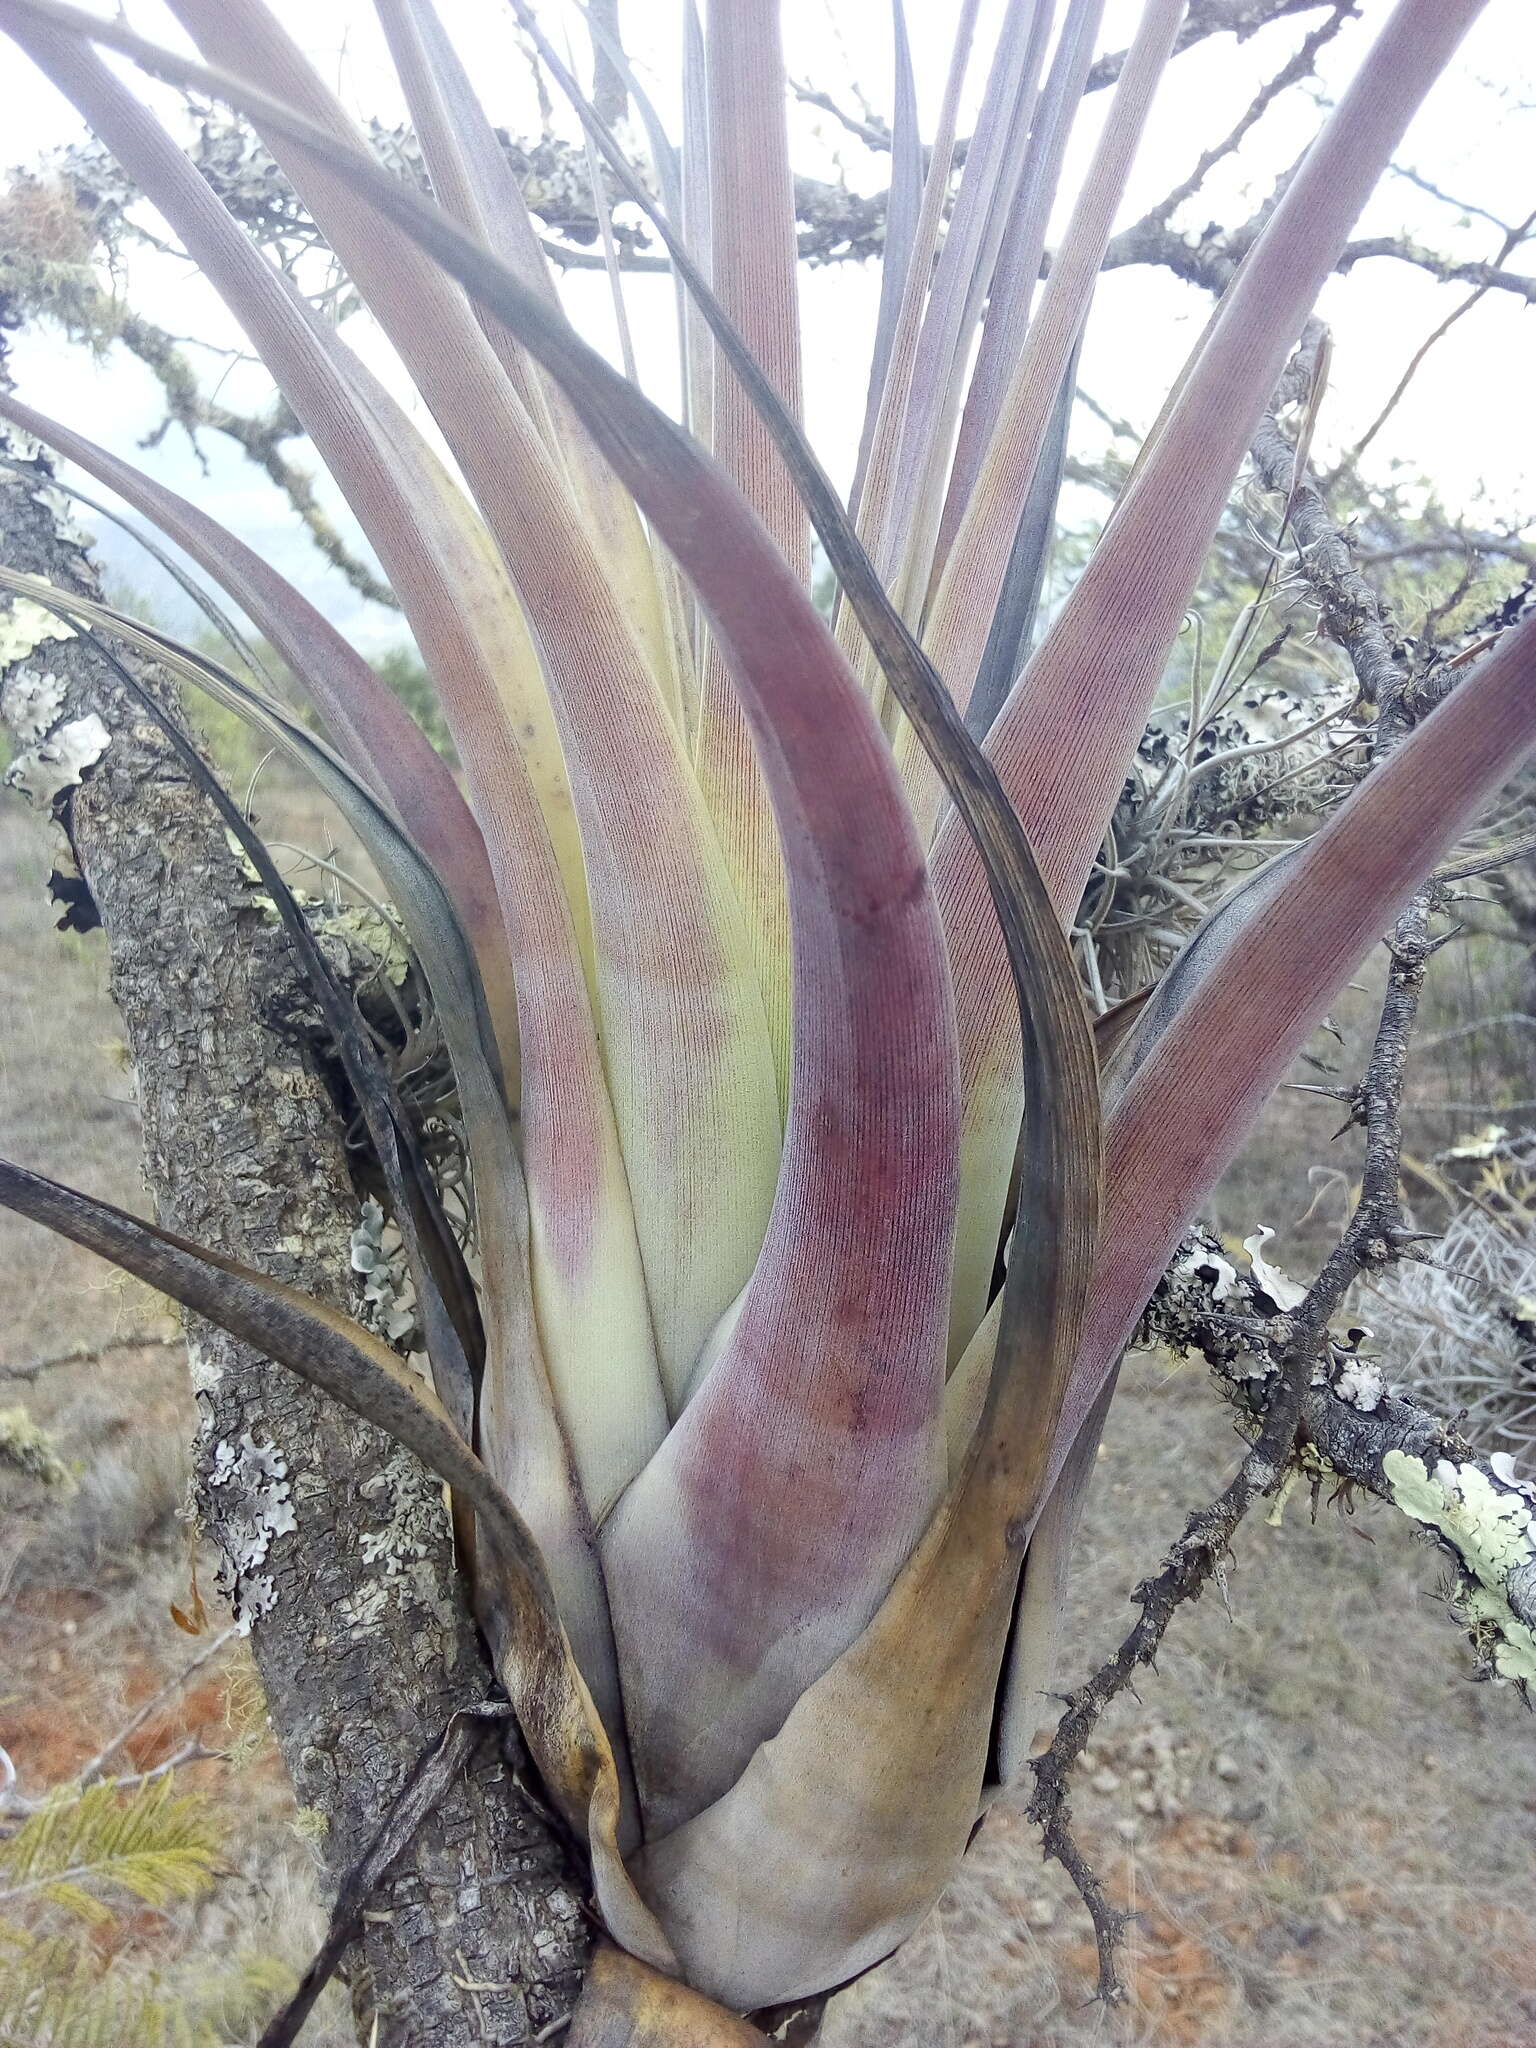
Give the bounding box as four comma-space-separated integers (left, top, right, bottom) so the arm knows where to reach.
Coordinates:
0, 1778, 221, 1924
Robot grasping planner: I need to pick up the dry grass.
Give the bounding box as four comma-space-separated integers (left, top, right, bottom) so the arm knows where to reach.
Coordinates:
5, 772, 1536, 2045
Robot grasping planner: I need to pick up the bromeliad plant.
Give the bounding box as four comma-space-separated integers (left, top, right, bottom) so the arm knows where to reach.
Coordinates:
1, 0, 1533, 2028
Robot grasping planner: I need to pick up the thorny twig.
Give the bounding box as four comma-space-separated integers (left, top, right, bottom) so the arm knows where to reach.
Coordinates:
1085, 0, 1350, 92
0, 1740, 227, 1820
1140, 2, 1356, 230
1345, 207, 1536, 471
1249, 324, 1418, 747
1029, 888, 1442, 2006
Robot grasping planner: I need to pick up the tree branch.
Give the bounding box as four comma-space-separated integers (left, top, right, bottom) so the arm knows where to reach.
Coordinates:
1139, 2, 1356, 229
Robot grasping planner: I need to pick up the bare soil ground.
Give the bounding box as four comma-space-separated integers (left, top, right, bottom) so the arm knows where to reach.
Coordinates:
4, 787, 1535, 2047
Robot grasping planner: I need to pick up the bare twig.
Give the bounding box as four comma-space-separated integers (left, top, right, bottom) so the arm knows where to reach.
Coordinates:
1141, 3, 1355, 229
78, 1625, 241, 1788
1086, 0, 1350, 92
2, 1329, 180, 1381
1345, 206, 1536, 470
0, 1739, 227, 1819
1029, 890, 1441, 2005
790, 81, 890, 151
257, 1701, 517, 2048
1389, 163, 1516, 238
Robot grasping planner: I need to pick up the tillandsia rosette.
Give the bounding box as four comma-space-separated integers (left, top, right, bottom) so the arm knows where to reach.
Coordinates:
0, 0, 1529, 2030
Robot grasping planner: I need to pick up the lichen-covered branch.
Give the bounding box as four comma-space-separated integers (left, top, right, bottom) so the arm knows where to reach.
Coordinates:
0, 188, 397, 610
1137, 2, 1356, 230
1146, 1229, 1536, 1677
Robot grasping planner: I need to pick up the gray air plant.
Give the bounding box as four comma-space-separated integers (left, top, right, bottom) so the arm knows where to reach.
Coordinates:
1, 0, 1533, 2037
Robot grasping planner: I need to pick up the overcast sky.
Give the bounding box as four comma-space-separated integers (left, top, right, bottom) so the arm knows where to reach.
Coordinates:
2, 0, 1532, 649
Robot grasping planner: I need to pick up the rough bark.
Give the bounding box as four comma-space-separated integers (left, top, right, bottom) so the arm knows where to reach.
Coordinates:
0, 423, 589, 2044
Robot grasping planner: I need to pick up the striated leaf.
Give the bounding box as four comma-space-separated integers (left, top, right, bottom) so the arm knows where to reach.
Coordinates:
866, 0, 1054, 650
374, 0, 688, 729
2, 10, 584, 1064
840, 0, 978, 631
461, 0, 1103, 1867
689, 0, 809, 1095
963, 339, 1079, 745
2, 1, 979, 1866
505, 0, 1105, 1848
159, 0, 781, 1417
75, 616, 486, 1436
850, 0, 922, 515
918, 0, 1185, 750
936, 0, 1105, 570
0, 564, 649, 1803
932, 0, 1489, 1378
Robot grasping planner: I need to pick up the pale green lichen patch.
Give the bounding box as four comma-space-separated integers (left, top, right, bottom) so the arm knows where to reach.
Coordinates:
1463, 1586, 1536, 1684
208, 1429, 295, 1632
1, 660, 110, 807
1385, 1449, 1536, 1682
1383, 1449, 1449, 1526
1, 665, 66, 744
350, 1198, 418, 1347
1295, 1440, 1339, 1483
0, 593, 76, 668
1383, 1450, 1534, 1581
0, 1404, 71, 1487
1334, 1359, 1385, 1412
5, 711, 110, 806
322, 904, 411, 987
